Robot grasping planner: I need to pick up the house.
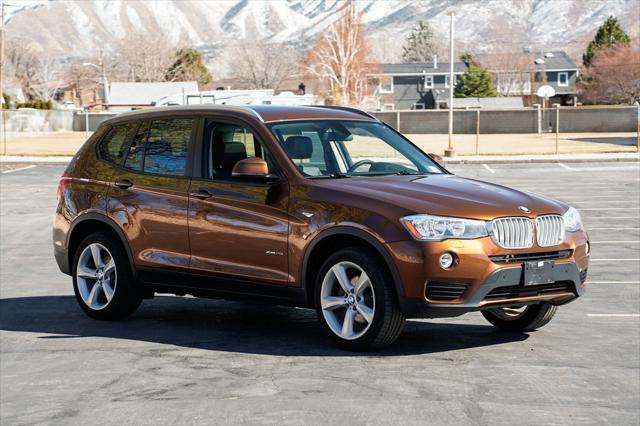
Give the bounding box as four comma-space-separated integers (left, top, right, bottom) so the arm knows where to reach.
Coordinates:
367, 57, 468, 110
477, 50, 580, 106
107, 81, 199, 111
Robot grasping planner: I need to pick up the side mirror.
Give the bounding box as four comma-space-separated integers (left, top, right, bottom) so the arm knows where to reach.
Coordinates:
429, 153, 445, 167
231, 158, 278, 181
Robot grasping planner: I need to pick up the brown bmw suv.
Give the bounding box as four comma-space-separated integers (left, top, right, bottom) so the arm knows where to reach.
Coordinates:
53, 105, 589, 350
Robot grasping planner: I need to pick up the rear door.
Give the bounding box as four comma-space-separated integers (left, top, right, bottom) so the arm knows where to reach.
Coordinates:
188, 118, 290, 285
106, 117, 197, 273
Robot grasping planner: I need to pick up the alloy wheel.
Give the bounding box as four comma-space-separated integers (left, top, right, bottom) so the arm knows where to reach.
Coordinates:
76, 243, 117, 310
320, 261, 375, 340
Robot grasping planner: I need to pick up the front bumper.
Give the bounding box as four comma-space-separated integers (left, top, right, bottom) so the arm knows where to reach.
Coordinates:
385, 232, 589, 318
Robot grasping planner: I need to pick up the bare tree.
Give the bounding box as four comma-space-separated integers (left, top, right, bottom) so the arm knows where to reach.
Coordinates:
234, 42, 299, 91
480, 51, 534, 96
580, 41, 640, 105
4, 36, 60, 100
307, 1, 372, 106
110, 32, 174, 82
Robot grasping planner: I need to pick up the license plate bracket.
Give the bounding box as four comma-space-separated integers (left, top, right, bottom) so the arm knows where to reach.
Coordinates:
523, 260, 554, 286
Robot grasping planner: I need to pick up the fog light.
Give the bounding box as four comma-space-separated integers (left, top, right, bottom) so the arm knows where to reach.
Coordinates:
585, 241, 590, 255
439, 252, 455, 269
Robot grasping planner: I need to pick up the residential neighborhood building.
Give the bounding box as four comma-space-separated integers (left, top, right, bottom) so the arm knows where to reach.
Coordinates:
107, 81, 199, 111
368, 57, 468, 110
367, 50, 580, 110
477, 50, 580, 106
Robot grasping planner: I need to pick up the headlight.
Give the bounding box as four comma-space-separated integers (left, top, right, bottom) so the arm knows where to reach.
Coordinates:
400, 214, 489, 241
563, 206, 584, 232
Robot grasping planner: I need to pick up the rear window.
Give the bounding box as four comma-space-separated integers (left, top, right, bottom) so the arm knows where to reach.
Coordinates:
98, 123, 137, 164
143, 119, 194, 176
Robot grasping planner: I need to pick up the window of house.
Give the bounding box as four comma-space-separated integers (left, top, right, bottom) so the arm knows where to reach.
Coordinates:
98, 123, 137, 164
444, 75, 457, 88
382, 103, 395, 111
558, 72, 569, 87
424, 75, 434, 89
413, 103, 425, 110
379, 76, 393, 94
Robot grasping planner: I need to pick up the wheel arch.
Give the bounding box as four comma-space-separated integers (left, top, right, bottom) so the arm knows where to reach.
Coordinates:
301, 226, 405, 309
67, 213, 136, 278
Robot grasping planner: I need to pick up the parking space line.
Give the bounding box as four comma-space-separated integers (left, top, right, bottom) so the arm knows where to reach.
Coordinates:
589, 259, 640, 262
482, 164, 495, 173
587, 314, 640, 318
580, 207, 640, 211
557, 163, 574, 170
587, 227, 640, 230
2, 165, 37, 174
591, 241, 640, 244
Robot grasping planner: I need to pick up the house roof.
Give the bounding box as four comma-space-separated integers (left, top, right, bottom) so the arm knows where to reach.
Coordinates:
478, 50, 579, 72
380, 62, 468, 75
108, 81, 199, 105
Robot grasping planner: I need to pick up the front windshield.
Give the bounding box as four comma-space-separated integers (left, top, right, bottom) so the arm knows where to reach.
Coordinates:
268, 120, 444, 178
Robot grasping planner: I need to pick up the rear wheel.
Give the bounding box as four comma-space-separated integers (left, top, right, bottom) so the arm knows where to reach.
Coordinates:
72, 231, 142, 320
482, 302, 557, 332
315, 248, 405, 350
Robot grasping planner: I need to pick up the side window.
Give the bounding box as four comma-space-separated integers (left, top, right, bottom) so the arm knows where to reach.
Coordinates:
143, 119, 194, 176
206, 121, 274, 180
98, 123, 136, 164
123, 121, 148, 172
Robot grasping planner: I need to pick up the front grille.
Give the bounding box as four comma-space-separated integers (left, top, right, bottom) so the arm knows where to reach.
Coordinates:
536, 215, 565, 247
484, 281, 575, 301
489, 250, 571, 264
426, 282, 468, 301
491, 217, 534, 249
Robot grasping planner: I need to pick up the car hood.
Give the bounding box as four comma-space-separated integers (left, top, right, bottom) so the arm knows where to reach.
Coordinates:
316, 174, 567, 220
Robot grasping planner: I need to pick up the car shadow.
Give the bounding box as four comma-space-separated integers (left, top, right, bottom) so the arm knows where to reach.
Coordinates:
570, 136, 636, 146
0, 295, 528, 356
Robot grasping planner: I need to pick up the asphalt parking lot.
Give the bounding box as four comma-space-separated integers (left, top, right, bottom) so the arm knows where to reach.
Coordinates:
1, 160, 639, 425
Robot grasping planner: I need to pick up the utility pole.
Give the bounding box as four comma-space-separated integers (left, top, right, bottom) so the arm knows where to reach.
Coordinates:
445, 11, 456, 157
1, 2, 7, 156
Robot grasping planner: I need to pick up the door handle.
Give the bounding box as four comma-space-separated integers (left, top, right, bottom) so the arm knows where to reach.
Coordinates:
190, 189, 213, 200
114, 179, 133, 189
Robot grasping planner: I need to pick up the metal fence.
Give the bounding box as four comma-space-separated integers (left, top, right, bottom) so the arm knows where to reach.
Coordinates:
0, 110, 117, 133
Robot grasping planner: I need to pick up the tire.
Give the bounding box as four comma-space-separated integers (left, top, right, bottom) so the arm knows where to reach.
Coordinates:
315, 247, 405, 350
481, 302, 557, 332
72, 231, 142, 320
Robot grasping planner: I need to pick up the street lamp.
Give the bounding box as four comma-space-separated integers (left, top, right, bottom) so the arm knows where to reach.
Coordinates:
444, 11, 456, 157
82, 60, 109, 109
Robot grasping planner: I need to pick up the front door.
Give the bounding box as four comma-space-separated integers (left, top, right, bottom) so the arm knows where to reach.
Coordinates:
106, 117, 196, 273
188, 120, 290, 285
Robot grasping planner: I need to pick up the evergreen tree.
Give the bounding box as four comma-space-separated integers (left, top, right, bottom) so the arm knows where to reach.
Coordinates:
583, 16, 630, 65
402, 21, 440, 63
454, 65, 498, 97
165, 48, 213, 85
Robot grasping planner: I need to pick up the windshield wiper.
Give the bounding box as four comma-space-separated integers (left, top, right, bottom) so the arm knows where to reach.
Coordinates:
394, 171, 429, 176
329, 172, 350, 178
308, 172, 351, 179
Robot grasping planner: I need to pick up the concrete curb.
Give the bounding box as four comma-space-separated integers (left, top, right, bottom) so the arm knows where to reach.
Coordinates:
443, 153, 640, 164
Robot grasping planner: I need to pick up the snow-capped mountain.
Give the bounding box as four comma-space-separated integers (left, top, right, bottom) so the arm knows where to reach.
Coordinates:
5, 0, 638, 65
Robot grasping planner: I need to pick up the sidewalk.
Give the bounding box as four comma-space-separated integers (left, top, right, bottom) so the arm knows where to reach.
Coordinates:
0, 131, 638, 163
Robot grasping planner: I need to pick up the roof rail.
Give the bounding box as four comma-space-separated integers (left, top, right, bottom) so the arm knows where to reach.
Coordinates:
310, 105, 379, 121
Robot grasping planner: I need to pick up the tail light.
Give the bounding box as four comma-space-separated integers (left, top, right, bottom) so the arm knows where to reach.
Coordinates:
56, 172, 73, 202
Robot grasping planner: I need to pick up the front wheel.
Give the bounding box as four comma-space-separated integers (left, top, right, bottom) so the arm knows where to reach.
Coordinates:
72, 231, 142, 320
482, 302, 557, 332
315, 248, 405, 350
